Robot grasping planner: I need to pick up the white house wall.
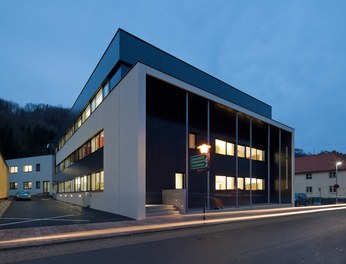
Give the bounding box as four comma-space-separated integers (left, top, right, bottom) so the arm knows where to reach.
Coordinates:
295, 171, 346, 198
6, 155, 54, 196
55, 64, 146, 220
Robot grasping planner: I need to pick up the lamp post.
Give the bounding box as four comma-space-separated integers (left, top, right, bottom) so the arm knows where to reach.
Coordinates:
335, 161, 342, 204
197, 144, 211, 219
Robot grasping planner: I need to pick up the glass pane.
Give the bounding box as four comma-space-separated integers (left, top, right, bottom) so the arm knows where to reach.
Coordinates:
215, 139, 226, 155
215, 176, 226, 190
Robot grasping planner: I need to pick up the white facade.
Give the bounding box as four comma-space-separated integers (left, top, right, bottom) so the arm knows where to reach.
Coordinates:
6, 155, 54, 196
295, 170, 346, 198
55, 63, 146, 220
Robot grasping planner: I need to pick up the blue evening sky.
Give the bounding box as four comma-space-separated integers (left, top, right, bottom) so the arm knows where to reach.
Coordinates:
1, 0, 345, 154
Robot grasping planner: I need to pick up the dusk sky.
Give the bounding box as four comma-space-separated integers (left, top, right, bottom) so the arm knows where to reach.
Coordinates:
1, 0, 345, 154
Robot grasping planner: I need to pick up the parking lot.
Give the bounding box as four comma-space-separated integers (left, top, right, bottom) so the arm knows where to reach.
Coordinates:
0, 197, 131, 229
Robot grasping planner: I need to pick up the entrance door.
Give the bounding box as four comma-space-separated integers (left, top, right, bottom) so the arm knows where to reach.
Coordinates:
43, 181, 50, 193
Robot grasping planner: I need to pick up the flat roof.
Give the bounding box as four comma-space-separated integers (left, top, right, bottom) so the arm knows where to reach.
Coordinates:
54, 29, 272, 144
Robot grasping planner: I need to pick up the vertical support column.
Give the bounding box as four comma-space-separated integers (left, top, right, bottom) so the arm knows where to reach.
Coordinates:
267, 124, 271, 204
279, 129, 282, 204
235, 112, 239, 208
249, 117, 252, 206
207, 100, 210, 210
185, 92, 189, 211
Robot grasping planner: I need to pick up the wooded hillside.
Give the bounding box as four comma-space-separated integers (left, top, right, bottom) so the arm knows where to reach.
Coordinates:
0, 98, 70, 160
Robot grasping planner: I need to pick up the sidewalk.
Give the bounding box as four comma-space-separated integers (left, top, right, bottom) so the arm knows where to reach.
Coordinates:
1, 203, 346, 250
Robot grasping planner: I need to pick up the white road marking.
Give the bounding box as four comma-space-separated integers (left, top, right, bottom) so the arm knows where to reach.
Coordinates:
0, 214, 89, 227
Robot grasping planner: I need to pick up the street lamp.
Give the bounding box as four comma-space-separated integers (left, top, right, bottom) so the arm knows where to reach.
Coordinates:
197, 144, 211, 154
335, 161, 342, 204
197, 144, 211, 218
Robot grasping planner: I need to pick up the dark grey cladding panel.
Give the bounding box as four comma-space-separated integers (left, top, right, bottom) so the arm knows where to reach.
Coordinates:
54, 148, 103, 182
54, 28, 272, 145
119, 29, 272, 119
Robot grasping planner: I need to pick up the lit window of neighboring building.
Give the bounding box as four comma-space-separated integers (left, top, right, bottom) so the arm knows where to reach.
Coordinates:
23, 181, 32, 189
215, 175, 235, 190
9, 166, 18, 173
237, 177, 244, 190
10, 182, 17, 189
23, 165, 32, 172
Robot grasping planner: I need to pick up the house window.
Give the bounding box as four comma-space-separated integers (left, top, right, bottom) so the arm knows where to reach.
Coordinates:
215, 176, 235, 190
23, 165, 32, 172
329, 185, 336, 193
215, 139, 226, 155
226, 142, 235, 156
175, 173, 184, 189
36, 163, 41, 172
329, 172, 336, 178
10, 182, 17, 190
23, 181, 32, 189
237, 177, 244, 190
306, 173, 312, 180
237, 145, 246, 158
9, 166, 18, 174
306, 186, 312, 193
189, 133, 196, 149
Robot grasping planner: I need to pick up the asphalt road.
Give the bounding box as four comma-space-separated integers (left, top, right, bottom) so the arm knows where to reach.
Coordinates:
3, 206, 346, 264
0, 197, 130, 229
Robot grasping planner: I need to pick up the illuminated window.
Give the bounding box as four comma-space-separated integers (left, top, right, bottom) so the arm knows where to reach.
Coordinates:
23, 165, 32, 172
75, 177, 81, 192
189, 133, 196, 149
91, 173, 96, 191
227, 143, 235, 156
100, 131, 105, 147
95, 89, 103, 108
227, 177, 235, 190
215, 139, 226, 155
215, 176, 235, 190
256, 149, 265, 161
23, 181, 32, 189
257, 179, 265, 190
237, 177, 244, 190
10, 182, 17, 190
245, 178, 258, 191
175, 173, 184, 189
215, 176, 227, 190
246, 147, 251, 159
237, 145, 245, 158
9, 166, 18, 174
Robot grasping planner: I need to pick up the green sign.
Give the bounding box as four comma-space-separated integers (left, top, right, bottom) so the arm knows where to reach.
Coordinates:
190, 154, 209, 170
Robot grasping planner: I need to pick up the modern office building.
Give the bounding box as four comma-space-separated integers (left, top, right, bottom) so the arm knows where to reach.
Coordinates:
53, 29, 294, 220
6, 155, 54, 196
0, 151, 9, 200
295, 153, 345, 199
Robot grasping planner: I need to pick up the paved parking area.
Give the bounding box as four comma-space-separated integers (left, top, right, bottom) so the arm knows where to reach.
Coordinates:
0, 197, 130, 229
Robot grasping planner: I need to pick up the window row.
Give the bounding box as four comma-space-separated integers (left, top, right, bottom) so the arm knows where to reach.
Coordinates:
305, 186, 340, 194
56, 131, 104, 173
215, 139, 265, 161
10, 181, 50, 191
9, 164, 41, 174
57, 81, 110, 152
57, 171, 104, 193
215, 175, 265, 191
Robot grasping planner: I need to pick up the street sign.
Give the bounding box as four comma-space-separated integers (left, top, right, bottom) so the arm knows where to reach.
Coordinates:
190, 154, 209, 170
